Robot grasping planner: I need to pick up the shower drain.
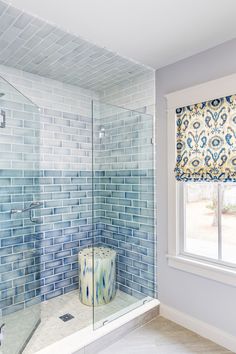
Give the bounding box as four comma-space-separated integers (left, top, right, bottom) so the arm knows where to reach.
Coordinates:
59, 313, 75, 322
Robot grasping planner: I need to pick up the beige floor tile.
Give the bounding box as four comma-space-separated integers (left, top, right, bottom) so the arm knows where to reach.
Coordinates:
98, 317, 233, 354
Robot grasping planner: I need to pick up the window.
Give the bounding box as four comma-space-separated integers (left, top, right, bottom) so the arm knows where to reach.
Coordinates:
181, 182, 236, 266
166, 74, 236, 286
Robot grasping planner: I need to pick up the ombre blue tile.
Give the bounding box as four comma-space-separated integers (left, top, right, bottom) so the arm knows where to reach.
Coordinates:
2, 302, 24, 316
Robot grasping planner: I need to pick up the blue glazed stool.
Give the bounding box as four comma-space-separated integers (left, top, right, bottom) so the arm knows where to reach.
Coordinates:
78, 246, 117, 306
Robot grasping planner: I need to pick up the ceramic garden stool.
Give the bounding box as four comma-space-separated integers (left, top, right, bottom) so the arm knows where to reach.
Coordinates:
78, 246, 116, 306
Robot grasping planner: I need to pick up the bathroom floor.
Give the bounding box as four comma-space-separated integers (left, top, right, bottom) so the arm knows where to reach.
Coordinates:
98, 316, 232, 354
23, 290, 138, 354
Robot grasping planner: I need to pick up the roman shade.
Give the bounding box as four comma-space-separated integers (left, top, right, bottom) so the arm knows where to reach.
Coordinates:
175, 94, 236, 182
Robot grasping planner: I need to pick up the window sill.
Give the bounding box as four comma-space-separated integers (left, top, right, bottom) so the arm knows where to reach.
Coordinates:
166, 254, 236, 287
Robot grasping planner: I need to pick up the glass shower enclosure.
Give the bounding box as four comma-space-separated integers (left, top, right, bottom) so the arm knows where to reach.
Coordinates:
0, 80, 156, 352
92, 101, 156, 328
0, 76, 41, 354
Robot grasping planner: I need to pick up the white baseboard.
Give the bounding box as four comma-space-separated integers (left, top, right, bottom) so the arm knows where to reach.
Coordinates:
160, 304, 236, 353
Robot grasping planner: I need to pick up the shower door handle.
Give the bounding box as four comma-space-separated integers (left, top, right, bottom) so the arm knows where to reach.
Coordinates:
11, 201, 43, 214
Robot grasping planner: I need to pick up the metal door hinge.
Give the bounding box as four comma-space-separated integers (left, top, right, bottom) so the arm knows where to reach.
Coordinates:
0, 110, 6, 128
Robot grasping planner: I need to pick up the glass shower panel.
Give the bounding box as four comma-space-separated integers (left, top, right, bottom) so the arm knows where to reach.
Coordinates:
92, 100, 156, 329
0, 75, 41, 354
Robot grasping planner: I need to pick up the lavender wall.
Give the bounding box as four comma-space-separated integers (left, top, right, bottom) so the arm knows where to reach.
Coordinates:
156, 38, 236, 337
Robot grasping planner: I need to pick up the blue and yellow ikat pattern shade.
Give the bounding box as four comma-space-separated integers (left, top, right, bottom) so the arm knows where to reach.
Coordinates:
175, 95, 236, 182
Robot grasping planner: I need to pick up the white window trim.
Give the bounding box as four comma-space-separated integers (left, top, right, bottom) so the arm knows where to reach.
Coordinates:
166, 72, 236, 287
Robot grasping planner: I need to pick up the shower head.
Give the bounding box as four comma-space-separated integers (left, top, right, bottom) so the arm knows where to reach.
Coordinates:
99, 125, 105, 140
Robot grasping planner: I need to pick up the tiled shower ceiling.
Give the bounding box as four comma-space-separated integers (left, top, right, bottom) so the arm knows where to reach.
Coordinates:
0, 1, 153, 91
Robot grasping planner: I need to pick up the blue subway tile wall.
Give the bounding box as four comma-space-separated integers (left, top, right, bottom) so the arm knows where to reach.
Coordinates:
0, 167, 156, 314
0, 3, 153, 93
0, 175, 41, 315
97, 169, 156, 299
0, 169, 97, 314
93, 103, 156, 299
0, 69, 156, 315
0, 75, 96, 314
0, 89, 96, 315
94, 105, 154, 171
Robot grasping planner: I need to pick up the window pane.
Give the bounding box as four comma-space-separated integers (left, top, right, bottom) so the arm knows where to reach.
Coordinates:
185, 183, 218, 259
222, 184, 236, 264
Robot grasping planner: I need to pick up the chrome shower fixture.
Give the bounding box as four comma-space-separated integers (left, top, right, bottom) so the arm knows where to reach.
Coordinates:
99, 125, 105, 140
0, 93, 6, 128
0, 110, 6, 128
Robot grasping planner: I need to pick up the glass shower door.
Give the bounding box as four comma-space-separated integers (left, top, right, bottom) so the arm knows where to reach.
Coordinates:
92, 100, 156, 328
0, 76, 41, 354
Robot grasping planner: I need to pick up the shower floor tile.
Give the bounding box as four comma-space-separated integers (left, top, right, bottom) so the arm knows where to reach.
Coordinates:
23, 289, 138, 354
1, 305, 40, 354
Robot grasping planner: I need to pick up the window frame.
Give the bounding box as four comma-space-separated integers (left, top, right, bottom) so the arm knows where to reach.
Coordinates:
166, 73, 236, 287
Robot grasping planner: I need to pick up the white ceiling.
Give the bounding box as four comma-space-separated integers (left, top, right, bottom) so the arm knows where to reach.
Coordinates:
4, 0, 236, 69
